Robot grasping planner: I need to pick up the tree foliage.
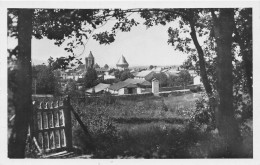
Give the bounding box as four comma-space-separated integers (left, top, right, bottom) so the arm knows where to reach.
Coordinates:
114, 69, 134, 81
153, 72, 168, 87
104, 64, 109, 69
178, 70, 192, 88
32, 65, 60, 95
84, 67, 98, 89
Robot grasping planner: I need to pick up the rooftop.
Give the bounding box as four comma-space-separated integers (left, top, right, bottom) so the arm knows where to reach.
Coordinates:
124, 78, 151, 85
135, 70, 154, 78
88, 51, 94, 58
108, 81, 129, 91
86, 83, 111, 93
116, 55, 129, 67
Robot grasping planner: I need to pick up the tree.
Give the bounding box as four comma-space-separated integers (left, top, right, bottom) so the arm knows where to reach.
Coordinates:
8, 9, 99, 157
113, 69, 133, 81
65, 79, 77, 95
153, 72, 168, 87
84, 67, 98, 89
104, 64, 109, 69
119, 70, 134, 81
233, 9, 252, 99
32, 65, 60, 95
178, 70, 192, 89
8, 9, 33, 158
211, 9, 241, 156
149, 65, 154, 70
167, 75, 180, 87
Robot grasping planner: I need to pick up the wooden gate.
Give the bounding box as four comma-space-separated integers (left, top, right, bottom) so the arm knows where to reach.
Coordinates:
31, 95, 72, 155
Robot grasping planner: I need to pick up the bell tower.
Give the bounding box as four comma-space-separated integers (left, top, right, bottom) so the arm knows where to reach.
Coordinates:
85, 51, 95, 70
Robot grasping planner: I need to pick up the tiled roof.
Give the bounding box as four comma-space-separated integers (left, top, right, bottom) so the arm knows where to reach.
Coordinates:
108, 81, 129, 91
108, 78, 151, 91
124, 78, 151, 86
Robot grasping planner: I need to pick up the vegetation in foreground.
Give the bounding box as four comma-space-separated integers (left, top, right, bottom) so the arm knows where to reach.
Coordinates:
70, 92, 252, 158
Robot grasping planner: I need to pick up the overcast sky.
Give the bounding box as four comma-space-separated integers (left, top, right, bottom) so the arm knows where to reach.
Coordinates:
8, 12, 189, 68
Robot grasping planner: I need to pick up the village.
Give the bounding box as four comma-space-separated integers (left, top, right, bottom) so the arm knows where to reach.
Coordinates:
54, 51, 202, 97
6, 7, 253, 159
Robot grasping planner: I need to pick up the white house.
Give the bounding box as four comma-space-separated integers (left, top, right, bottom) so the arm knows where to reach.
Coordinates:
189, 70, 202, 85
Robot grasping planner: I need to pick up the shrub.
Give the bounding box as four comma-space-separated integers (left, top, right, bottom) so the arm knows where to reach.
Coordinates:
190, 93, 216, 131
71, 103, 118, 154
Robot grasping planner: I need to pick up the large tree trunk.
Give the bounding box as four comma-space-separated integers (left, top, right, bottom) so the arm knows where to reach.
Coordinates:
189, 20, 213, 96
212, 9, 242, 157
8, 9, 33, 158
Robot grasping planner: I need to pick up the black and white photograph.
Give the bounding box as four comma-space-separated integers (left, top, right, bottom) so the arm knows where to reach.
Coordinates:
1, 0, 260, 163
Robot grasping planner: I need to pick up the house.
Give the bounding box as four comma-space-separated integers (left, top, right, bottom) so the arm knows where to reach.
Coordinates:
130, 70, 139, 77
124, 78, 151, 94
96, 68, 109, 75
104, 71, 116, 80
189, 70, 202, 85
107, 78, 152, 95
151, 67, 162, 73
107, 81, 138, 95
134, 70, 155, 81
86, 83, 111, 94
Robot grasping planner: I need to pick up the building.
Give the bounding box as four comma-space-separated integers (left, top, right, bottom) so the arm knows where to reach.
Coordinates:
189, 70, 202, 85
116, 55, 129, 70
124, 78, 151, 94
104, 71, 116, 80
151, 67, 162, 73
134, 70, 155, 81
107, 78, 152, 95
107, 81, 137, 95
152, 78, 159, 96
85, 51, 95, 69
86, 83, 111, 94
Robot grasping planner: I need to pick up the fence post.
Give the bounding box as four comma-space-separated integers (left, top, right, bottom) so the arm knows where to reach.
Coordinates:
64, 96, 73, 151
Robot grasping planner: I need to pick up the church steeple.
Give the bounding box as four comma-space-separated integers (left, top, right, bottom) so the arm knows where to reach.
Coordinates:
116, 55, 129, 70
85, 51, 95, 69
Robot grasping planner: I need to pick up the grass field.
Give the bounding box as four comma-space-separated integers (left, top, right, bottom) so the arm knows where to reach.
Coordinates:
71, 92, 252, 158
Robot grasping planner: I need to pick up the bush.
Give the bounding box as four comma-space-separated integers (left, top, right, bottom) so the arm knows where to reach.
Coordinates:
71, 103, 118, 155
190, 93, 216, 131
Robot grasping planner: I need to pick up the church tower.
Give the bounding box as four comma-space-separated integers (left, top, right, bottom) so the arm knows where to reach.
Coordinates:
85, 51, 95, 70
116, 55, 129, 70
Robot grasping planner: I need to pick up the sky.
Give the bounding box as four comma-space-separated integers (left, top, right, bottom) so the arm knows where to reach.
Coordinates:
8, 13, 188, 68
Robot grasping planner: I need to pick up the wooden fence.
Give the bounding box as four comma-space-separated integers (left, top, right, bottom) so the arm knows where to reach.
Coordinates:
31, 95, 72, 155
